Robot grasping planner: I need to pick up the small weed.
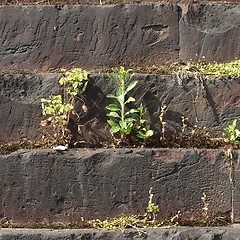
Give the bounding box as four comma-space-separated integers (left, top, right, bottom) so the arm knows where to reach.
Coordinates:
146, 187, 159, 222
40, 68, 88, 146
88, 187, 159, 234
173, 59, 240, 79
159, 105, 167, 141
223, 119, 240, 147
201, 192, 209, 225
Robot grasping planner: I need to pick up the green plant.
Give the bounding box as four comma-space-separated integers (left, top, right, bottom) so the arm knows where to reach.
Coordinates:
146, 187, 159, 222
173, 59, 240, 79
223, 119, 240, 146
201, 192, 209, 225
135, 103, 154, 140
159, 105, 167, 140
40, 68, 88, 146
106, 67, 153, 142
88, 187, 159, 233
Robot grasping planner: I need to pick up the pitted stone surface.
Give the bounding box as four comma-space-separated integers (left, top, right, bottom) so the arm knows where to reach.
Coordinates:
0, 4, 180, 71
1, 73, 240, 144
0, 74, 60, 143
1, 227, 240, 240
179, 4, 240, 62
0, 148, 231, 223
0, 4, 239, 71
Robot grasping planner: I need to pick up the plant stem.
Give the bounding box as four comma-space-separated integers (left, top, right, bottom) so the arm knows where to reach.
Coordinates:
120, 79, 125, 139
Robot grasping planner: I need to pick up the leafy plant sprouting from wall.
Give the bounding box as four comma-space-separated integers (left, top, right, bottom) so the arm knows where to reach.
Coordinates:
106, 67, 153, 144
223, 119, 240, 147
40, 68, 89, 146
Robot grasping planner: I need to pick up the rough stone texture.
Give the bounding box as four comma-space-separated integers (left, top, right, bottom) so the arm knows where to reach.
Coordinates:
0, 74, 60, 144
0, 4, 180, 71
0, 148, 231, 223
1, 0, 239, 4
232, 151, 240, 222
1, 73, 240, 144
0, 4, 239, 71
179, 4, 240, 62
2, 227, 240, 240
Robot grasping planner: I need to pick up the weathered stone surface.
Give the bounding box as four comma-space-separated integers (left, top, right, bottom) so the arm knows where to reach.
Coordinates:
0, 74, 60, 144
0, 4, 180, 71
179, 4, 240, 62
1, 73, 240, 144
0, 4, 239, 71
232, 151, 240, 222
0, 148, 231, 223
1, 0, 240, 4
1, 0, 239, 4
1, 227, 240, 240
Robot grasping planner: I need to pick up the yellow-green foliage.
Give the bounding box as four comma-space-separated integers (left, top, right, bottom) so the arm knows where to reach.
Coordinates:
40, 68, 89, 146
174, 59, 240, 78
88, 188, 160, 231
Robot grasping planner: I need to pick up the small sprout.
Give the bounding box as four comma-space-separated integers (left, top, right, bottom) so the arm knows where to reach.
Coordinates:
159, 105, 167, 140
201, 192, 209, 225
181, 116, 188, 134
146, 187, 159, 221
223, 119, 240, 146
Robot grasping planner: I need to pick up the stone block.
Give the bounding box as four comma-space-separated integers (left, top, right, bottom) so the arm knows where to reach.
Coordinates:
1, 73, 240, 144
0, 4, 180, 71
179, 4, 240, 62
0, 148, 231, 223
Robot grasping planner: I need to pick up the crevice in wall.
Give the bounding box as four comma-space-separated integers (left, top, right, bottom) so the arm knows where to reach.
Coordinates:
224, 148, 237, 223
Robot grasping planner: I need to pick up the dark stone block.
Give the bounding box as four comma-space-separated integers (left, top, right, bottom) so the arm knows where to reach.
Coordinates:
179, 4, 240, 62
0, 74, 60, 143
0, 148, 231, 223
232, 151, 240, 222
1, 227, 240, 240
1, 73, 240, 144
0, 4, 180, 71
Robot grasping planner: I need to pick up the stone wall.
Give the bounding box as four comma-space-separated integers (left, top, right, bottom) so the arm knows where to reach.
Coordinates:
0, 148, 236, 223
1, 73, 240, 144
0, 4, 239, 71
1, 227, 240, 240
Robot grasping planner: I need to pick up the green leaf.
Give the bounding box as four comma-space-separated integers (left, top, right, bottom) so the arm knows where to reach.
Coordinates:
106, 104, 120, 112
125, 109, 139, 116
108, 73, 118, 84
106, 94, 118, 99
125, 97, 135, 104
82, 81, 88, 92
120, 126, 132, 135
125, 80, 138, 94
107, 120, 120, 133
107, 112, 121, 118
145, 130, 154, 137
119, 120, 127, 129
116, 87, 123, 98
59, 77, 67, 85
124, 117, 136, 123
137, 130, 153, 139
140, 119, 147, 124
